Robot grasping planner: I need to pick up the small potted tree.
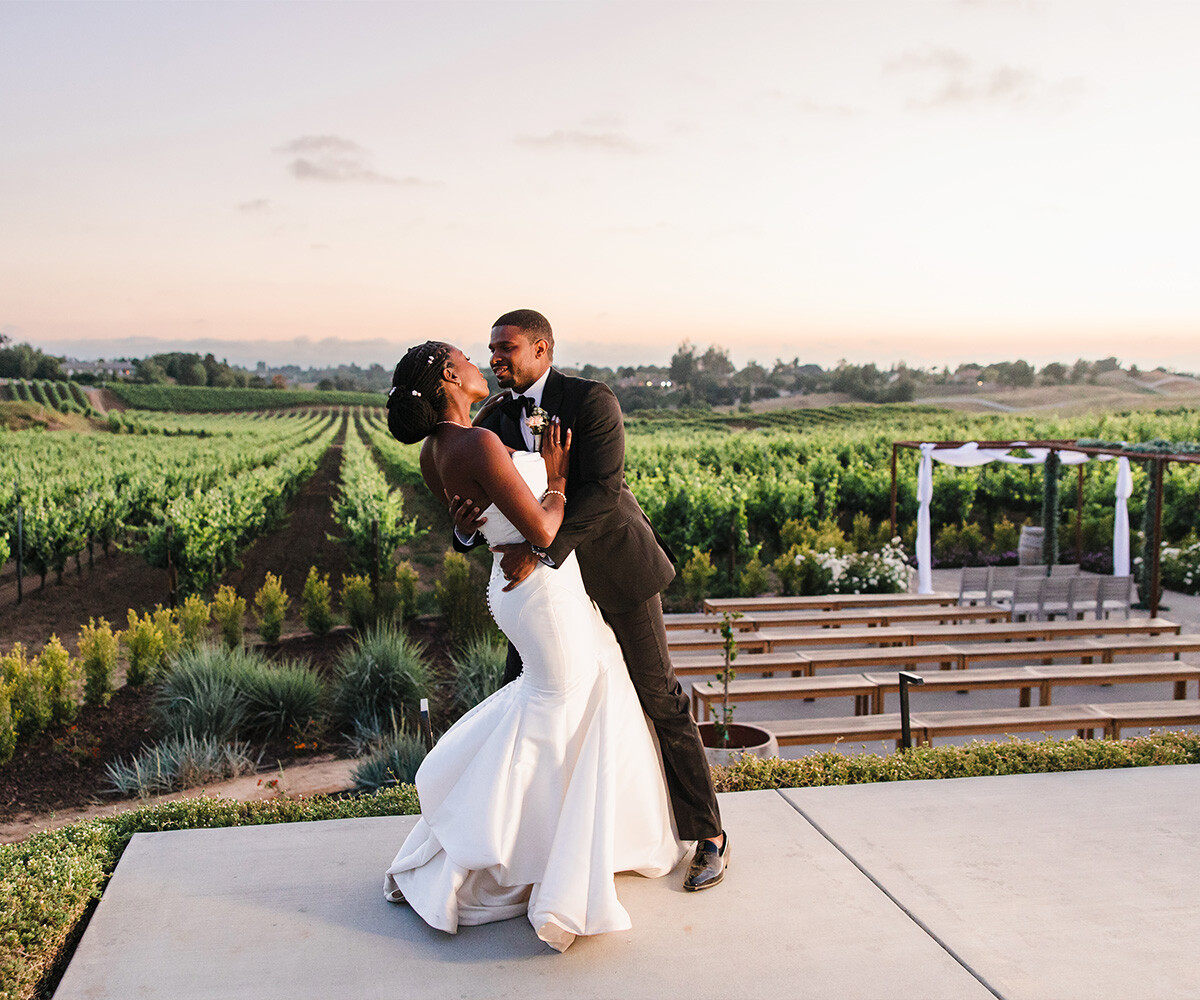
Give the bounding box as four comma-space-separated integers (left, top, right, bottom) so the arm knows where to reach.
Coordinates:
697, 611, 778, 765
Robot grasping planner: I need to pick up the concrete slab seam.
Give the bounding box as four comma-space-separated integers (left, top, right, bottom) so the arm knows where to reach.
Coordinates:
772, 788, 1006, 1000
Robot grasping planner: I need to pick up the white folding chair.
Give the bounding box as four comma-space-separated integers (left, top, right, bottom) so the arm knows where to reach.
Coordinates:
1009, 575, 1043, 621
958, 566, 990, 606
1037, 577, 1074, 620
1069, 576, 1101, 619
989, 566, 1016, 608
1098, 575, 1134, 619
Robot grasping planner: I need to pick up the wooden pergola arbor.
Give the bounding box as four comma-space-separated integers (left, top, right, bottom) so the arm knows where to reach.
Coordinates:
888, 439, 1200, 619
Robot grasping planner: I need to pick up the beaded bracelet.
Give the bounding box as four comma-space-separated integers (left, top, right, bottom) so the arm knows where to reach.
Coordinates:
543, 490, 567, 504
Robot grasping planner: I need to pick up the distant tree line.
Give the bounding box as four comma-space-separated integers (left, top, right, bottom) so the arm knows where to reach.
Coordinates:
0, 331, 1185, 409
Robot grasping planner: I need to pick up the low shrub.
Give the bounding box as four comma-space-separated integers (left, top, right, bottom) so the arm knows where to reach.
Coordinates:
151, 605, 183, 671
0, 678, 16, 765
78, 617, 118, 708
177, 594, 211, 649
681, 548, 718, 609
340, 573, 376, 632
737, 543, 769, 597
331, 624, 432, 735
433, 550, 495, 647
211, 585, 246, 649
302, 567, 334, 637
449, 634, 506, 712
103, 733, 257, 798
710, 732, 1200, 792
253, 572, 290, 643
394, 560, 420, 622
120, 610, 164, 686
37, 636, 80, 728
2, 643, 50, 740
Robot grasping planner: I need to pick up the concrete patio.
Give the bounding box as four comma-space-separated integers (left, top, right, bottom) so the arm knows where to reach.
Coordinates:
57, 763, 1200, 1000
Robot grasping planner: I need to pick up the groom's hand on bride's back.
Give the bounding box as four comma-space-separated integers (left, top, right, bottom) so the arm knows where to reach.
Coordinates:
491, 542, 539, 591
447, 492, 487, 537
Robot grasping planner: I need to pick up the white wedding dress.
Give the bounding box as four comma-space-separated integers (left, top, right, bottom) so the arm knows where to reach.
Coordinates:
384, 451, 683, 952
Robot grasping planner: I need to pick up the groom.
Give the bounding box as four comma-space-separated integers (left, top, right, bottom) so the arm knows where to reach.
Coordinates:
450, 309, 728, 892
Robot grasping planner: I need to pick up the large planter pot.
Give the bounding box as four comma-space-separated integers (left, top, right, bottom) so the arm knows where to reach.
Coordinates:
698, 722, 779, 767
1018, 526, 1045, 566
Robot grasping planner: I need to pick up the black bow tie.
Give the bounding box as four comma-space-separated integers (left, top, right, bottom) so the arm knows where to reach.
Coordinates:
501, 394, 534, 422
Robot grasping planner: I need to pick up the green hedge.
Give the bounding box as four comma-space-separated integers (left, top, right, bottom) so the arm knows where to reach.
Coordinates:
6, 733, 1200, 999
106, 384, 385, 412
711, 731, 1200, 792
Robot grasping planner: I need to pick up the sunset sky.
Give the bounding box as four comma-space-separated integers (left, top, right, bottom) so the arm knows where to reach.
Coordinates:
3, 1, 1199, 372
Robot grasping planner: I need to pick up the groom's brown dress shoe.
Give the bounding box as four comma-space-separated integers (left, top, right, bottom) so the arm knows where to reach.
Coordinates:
683, 831, 729, 892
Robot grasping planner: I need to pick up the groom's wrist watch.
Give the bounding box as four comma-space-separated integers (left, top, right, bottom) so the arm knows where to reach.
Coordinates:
531, 544, 556, 567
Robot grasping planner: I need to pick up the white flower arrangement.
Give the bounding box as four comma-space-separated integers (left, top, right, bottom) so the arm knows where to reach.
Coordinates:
791, 539, 910, 595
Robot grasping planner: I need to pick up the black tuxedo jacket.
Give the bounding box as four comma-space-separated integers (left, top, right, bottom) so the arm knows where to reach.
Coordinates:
462, 367, 675, 613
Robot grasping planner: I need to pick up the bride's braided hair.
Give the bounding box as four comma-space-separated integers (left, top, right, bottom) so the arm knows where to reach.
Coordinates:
386, 341, 454, 444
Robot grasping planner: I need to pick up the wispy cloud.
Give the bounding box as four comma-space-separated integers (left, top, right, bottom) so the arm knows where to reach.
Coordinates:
885, 47, 1083, 110
274, 135, 425, 184
749, 89, 859, 117
236, 198, 272, 214
515, 129, 643, 153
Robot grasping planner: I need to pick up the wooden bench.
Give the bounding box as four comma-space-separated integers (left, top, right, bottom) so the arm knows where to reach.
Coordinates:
691, 674, 883, 721
669, 651, 804, 678
753, 618, 1182, 653
666, 631, 771, 654
757, 713, 915, 748
794, 644, 960, 675
956, 639, 1107, 669
901, 618, 1182, 645
1087, 635, 1200, 662
703, 593, 958, 614
1027, 661, 1200, 704
1099, 700, 1200, 739
914, 704, 1110, 744
750, 605, 1011, 629
863, 667, 1043, 712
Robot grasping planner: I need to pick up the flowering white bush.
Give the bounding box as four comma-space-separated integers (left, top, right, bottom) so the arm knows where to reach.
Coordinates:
788, 538, 911, 596
1162, 539, 1200, 595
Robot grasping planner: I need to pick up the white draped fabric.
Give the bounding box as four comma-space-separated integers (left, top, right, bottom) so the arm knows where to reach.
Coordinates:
913, 443, 1121, 594
1113, 456, 1133, 577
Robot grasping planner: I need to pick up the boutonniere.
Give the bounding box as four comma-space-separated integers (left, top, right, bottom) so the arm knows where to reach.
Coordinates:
526, 405, 550, 449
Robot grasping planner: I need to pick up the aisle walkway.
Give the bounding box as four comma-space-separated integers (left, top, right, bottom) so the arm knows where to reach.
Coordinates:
57, 764, 1200, 1000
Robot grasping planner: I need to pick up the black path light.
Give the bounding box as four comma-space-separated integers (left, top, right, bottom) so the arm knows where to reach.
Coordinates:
898, 671, 925, 750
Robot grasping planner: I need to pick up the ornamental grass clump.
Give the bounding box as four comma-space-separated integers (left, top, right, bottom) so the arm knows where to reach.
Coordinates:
352, 723, 428, 792
120, 609, 164, 686
103, 732, 257, 798
241, 658, 325, 741
78, 617, 119, 708
331, 624, 432, 736
253, 572, 290, 643
155, 644, 256, 742
449, 634, 506, 713
302, 566, 334, 636
212, 585, 247, 649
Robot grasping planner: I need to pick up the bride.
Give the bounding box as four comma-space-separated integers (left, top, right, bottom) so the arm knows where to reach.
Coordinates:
381, 341, 684, 952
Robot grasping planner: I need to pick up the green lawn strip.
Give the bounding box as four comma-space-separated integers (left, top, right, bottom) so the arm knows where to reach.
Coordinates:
6, 733, 1200, 999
